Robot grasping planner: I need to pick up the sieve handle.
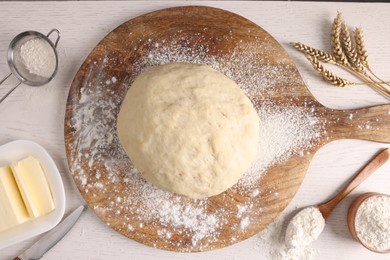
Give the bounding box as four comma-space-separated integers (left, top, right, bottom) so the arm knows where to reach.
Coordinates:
0, 82, 22, 103
0, 73, 12, 85
0, 73, 21, 104
46, 29, 60, 48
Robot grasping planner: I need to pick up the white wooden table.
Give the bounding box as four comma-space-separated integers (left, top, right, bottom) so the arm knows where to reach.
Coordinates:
1, 1, 390, 259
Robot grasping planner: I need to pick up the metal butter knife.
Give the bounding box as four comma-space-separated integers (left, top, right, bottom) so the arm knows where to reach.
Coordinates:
14, 205, 86, 260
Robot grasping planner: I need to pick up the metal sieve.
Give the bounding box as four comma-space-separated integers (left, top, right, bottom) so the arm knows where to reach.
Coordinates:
0, 29, 60, 103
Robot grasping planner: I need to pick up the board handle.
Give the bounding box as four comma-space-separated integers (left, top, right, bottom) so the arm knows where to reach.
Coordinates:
326, 104, 390, 143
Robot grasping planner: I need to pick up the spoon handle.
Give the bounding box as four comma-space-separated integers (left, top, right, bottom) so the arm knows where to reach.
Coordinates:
318, 148, 390, 220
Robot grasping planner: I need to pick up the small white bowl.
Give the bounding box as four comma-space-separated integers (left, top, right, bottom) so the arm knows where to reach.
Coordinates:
0, 140, 65, 250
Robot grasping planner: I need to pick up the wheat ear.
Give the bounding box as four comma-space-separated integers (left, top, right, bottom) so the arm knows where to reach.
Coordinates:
292, 42, 337, 63
331, 12, 349, 66
305, 54, 353, 87
354, 27, 369, 68
340, 23, 363, 71
354, 27, 390, 88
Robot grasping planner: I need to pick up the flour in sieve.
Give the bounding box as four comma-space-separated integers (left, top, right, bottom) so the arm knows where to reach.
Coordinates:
20, 38, 56, 78
68, 32, 325, 250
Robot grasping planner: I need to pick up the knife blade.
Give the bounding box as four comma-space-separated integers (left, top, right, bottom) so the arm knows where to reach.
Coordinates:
14, 205, 86, 260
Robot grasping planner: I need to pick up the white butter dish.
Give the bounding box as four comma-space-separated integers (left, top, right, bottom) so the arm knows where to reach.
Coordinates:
0, 140, 65, 250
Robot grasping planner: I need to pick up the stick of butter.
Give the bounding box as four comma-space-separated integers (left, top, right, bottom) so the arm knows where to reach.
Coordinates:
0, 166, 30, 232
11, 156, 55, 218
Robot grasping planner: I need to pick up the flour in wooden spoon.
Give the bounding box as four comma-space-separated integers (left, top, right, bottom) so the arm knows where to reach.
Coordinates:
68, 33, 323, 251
258, 216, 318, 260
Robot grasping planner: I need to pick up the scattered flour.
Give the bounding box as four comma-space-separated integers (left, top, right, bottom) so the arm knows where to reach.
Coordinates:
66, 30, 325, 251
127, 224, 134, 232
355, 195, 390, 251
237, 104, 321, 189
240, 217, 250, 230
250, 189, 260, 198
237, 205, 247, 218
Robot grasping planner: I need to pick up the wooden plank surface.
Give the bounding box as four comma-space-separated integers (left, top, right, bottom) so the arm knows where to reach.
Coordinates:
1, 1, 390, 259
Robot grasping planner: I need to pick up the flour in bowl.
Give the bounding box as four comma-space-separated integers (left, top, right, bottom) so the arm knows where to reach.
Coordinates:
355, 195, 390, 251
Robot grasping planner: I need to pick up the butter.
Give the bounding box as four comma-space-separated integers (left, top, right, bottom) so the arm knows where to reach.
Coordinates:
0, 166, 30, 232
11, 156, 55, 218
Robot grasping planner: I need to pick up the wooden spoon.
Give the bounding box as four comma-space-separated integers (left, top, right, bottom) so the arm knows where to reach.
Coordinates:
347, 192, 390, 253
318, 148, 390, 220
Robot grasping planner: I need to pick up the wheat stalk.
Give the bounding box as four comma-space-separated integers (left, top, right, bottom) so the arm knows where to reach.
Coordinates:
305, 54, 353, 87
292, 12, 390, 100
292, 42, 337, 63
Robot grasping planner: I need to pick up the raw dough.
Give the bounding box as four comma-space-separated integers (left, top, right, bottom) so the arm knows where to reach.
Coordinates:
117, 62, 259, 198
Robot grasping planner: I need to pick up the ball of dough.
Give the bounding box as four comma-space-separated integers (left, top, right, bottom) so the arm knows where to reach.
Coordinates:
117, 62, 259, 198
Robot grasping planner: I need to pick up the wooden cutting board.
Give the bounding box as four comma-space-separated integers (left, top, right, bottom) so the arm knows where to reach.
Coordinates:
64, 6, 390, 252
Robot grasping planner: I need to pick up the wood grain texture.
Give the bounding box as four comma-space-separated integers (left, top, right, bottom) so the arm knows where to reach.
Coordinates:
2, 1, 390, 260
64, 6, 390, 252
